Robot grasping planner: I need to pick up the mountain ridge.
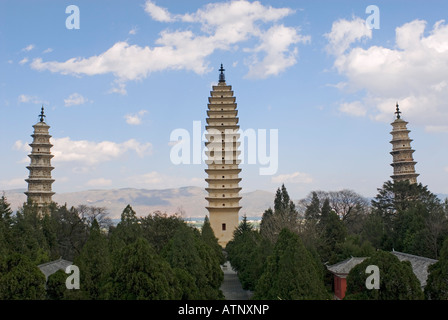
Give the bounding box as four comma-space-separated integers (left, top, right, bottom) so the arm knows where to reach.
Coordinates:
2, 187, 276, 219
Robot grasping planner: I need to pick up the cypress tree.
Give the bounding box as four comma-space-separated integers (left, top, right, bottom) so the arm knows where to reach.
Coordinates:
108, 237, 180, 300
253, 228, 329, 300
71, 219, 111, 299
0, 253, 46, 300
345, 250, 423, 300
425, 238, 448, 300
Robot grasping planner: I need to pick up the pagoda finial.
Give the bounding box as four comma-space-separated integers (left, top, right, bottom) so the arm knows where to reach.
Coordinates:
39, 105, 46, 122
395, 102, 401, 119
219, 63, 225, 83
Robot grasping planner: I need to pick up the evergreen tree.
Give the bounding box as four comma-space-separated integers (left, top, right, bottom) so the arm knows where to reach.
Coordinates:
46, 269, 69, 300
140, 211, 185, 253
0, 253, 46, 300
226, 224, 272, 291
304, 191, 320, 221
50, 204, 89, 260
71, 219, 111, 299
201, 215, 225, 265
425, 237, 448, 300
259, 185, 299, 243
194, 233, 225, 299
162, 225, 205, 299
253, 229, 329, 300
109, 204, 142, 257
371, 180, 447, 258
0, 195, 13, 257
11, 201, 50, 264
345, 250, 423, 300
108, 237, 180, 300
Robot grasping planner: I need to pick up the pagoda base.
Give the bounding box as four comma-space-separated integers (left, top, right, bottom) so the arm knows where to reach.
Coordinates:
208, 209, 239, 248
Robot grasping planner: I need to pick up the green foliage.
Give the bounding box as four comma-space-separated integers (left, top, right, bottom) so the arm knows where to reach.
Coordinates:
0, 195, 13, 257
201, 215, 225, 265
10, 202, 51, 264
46, 269, 68, 300
140, 211, 185, 253
108, 237, 181, 300
345, 250, 424, 300
110, 205, 142, 251
371, 180, 448, 258
71, 219, 111, 299
253, 229, 329, 300
49, 204, 89, 260
334, 235, 375, 263
226, 228, 272, 291
0, 253, 46, 300
260, 184, 299, 243
162, 224, 221, 299
425, 238, 448, 300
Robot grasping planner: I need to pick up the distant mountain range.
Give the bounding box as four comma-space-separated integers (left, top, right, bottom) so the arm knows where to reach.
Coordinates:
3, 188, 446, 220
2, 187, 277, 219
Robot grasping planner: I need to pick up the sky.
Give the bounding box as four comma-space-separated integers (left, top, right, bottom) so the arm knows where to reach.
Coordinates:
1, 0, 448, 202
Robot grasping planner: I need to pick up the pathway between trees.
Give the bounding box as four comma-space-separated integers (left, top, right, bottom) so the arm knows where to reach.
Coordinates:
220, 261, 253, 300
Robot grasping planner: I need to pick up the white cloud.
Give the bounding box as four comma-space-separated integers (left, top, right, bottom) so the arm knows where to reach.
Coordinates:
325, 17, 372, 55
125, 110, 148, 125
108, 81, 127, 95
13, 140, 31, 152
328, 18, 448, 130
64, 93, 89, 107
50, 137, 152, 165
271, 172, 313, 184
246, 24, 310, 79
425, 125, 448, 133
43, 48, 53, 54
128, 27, 138, 35
339, 101, 367, 117
30, 0, 308, 85
86, 178, 113, 187
18, 94, 48, 105
0, 177, 26, 189
19, 57, 29, 65
22, 44, 35, 52
144, 1, 174, 22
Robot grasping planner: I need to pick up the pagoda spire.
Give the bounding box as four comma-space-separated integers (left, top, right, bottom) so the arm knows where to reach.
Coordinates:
39, 106, 46, 122
395, 102, 401, 119
219, 63, 226, 83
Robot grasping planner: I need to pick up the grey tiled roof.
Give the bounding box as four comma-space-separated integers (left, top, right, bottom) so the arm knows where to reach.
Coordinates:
391, 250, 438, 287
38, 258, 73, 280
327, 257, 368, 277
326, 251, 438, 287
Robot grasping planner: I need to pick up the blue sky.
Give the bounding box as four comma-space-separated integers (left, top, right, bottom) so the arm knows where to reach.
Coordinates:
1, 0, 448, 201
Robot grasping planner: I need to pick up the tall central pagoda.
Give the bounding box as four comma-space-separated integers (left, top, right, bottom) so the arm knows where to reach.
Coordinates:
25, 106, 55, 213
390, 103, 419, 184
205, 64, 242, 247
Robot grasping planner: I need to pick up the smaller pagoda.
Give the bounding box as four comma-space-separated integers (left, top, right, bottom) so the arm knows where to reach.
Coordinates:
389, 103, 419, 184
25, 106, 55, 212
